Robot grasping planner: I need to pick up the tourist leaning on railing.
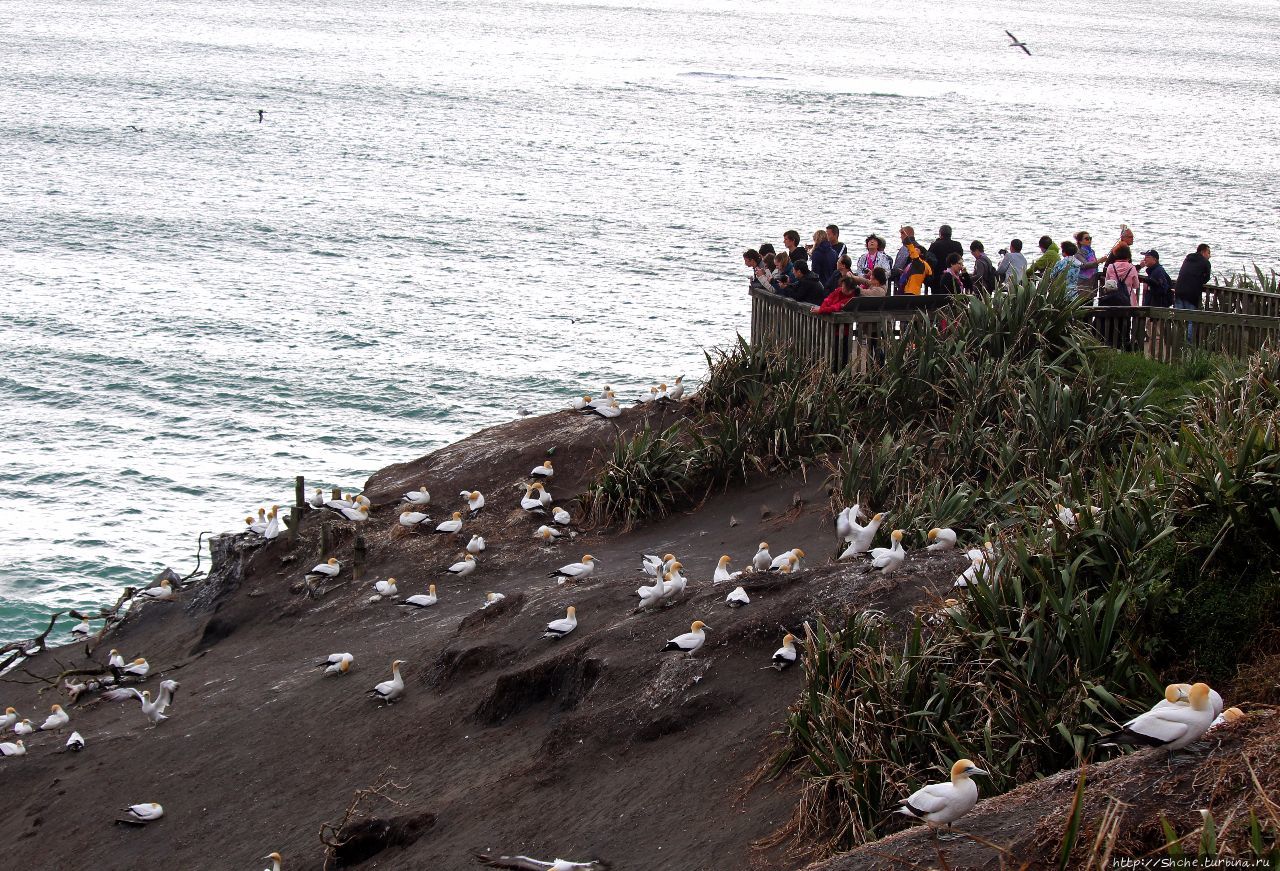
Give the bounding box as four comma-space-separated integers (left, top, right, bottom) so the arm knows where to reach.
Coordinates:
857, 234, 892, 279
1138, 250, 1172, 306
1074, 230, 1101, 291
780, 261, 826, 305
970, 241, 997, 292
824, 254, 855, 292
1049, 240, 1082, 293
1100, 245, 1140, 306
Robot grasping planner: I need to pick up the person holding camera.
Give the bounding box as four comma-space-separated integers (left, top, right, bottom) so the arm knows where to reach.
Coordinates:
996, 239, 1028, 288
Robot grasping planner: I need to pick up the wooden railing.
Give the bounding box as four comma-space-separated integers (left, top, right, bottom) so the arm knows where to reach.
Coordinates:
749, 286, 1280, 371
1204, 283, 1280, 318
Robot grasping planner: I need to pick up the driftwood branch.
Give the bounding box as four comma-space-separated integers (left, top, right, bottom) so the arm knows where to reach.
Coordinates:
319, 767, 408, 871
181, 530, 213, 582
0, 611, 62, 672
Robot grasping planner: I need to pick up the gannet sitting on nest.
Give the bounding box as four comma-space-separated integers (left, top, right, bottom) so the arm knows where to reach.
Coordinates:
66, 731, 85, 751
401, 585, 438, 608
663, 620, 709, 656
535, 525, 562, 541
371, 577, 399, 600
466, 534, 486, 554
521, 486, 547, 514
725, 586, 750, 608
435, 511, 464, 534
402, 487, 431, 505
1210, 707, 1244, 730
247, 507, 268, 534
315, 653, 354, 676
140, 579, 176, 601
1, 739, 27, 757
308, 488, 326, 509
461, 490, 485, 518
771, 634, 798, 670
926, 527, 957, 551
39, 704, 70, 731
121, 657, 150, 678
262, 853, 283, 871
531, 461, 554, 478
1098, 682, 1216, 756
0, 707, 16, 730
307, 558, 340, 579
399, 507, 432, 528
752, 542, 773, 572
897, 759, 988, 832
542, 606, 578, 639
870, 530, 906, 573
482, 592, 506, 608
328, 502, 369, 522
447, 554, 477, 577
840, 512, 885, 558
13, 719, 34, 736
120, 803, 164, 825
370, 660, 406, 703
549, 555, 596, 583
552, 506, 571, 525
769, 548, 804, 571
713, 555, 742, 585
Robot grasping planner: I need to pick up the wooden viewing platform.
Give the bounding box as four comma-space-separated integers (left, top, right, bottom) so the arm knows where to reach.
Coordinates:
748, 283, 1280, 372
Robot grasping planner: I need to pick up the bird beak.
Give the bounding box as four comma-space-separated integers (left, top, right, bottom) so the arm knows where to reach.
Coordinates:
701, 624, 712, 630
969, 767, 989, 776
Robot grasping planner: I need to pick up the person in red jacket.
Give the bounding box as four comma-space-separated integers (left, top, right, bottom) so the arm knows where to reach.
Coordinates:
811, 275, 862, 314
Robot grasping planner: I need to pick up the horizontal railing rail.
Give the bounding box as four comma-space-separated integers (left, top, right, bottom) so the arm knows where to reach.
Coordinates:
1203, 283, 1280, 318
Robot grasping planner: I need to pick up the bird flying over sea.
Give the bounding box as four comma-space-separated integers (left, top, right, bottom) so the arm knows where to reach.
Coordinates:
1005, 30, 1031, 55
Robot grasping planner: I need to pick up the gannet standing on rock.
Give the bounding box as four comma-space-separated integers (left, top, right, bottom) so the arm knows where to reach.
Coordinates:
835, 503, 865, 540
641, 553, 674, 576
1098, 682, 1217, 756
662, 621, 709, 656
315, 653, 355, 676
752, 542, 773, 572
39, 704, 70, 731
121, 803, 164, 824
435, 511, 464, 534
262, 509, 281, 540
713, 555, 742, 585
108, 649, 126, 670
0, 707, 17, 730
532, 482, 553, 506
461, 490, 485, 518
897, 760, 988, 833
370, 660, 406, 703
725, 586, 750, 608
840, 512, 885, 558
71, 617, 92, 637
102, 688, 167, 724
542, 606, 578, 639
447, 554, 477, 577
549, 555, 596, 583
531, 461, 554, 479
401, 584, 438, 608
262, 853, 283, 871
466, 534, 486, 554
121, 658, 150, 678
926, 528, 957, 551
140, 579, 176, 601
771, 634, 798, 670
666, 375, 685, 401
402, 487, 431, 505
328, 503, 369, 522
636, 573, 665, 610
307, 558, 340, 579
870, 530, 906, 573
65, 731, 85, 751
661, 562, 687, 599
1, 739, 27, 757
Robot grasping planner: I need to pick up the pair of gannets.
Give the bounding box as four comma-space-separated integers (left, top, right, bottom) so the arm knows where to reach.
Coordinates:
543, 606, 578, 639
839, 513, 886, 559
400, 585, 439, 608
435, 511, 465, 534
466, 534, 486, 554
402, 486, 431, 505
897, 759, 989, 831
549, 555, 597, 582
662, 620, 709, 655
641, 553, 677, 577
103, 679, 180, 724
448, 554, 477, 576
769, 548, 805, 571
870, 530, 906, 573
636, 564, 685, 608
316, 652, 354, 675
521, 484, 549, 513
111, 654, 150, 678
953, 544, 996, 588
587, 399, 622, 418
461, 490, 485, 517
139, 579, 176, 601
1099, 682, 1220, 756
370, 660, 406, 703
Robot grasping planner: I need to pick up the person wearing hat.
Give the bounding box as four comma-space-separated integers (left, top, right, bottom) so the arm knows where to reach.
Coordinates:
1137, 250, 1172, 307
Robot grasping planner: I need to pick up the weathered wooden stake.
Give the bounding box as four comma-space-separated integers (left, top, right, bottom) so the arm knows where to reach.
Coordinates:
320, 518, 332, 556
288, 475, 305, 544
294, 476, 305, 509
353, 534, 367, 581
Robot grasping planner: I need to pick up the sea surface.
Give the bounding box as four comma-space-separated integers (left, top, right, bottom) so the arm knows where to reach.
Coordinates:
2, 0, 1279, 642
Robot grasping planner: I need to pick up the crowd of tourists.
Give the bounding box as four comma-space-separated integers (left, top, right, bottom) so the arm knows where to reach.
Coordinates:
742, 223, 1215, 318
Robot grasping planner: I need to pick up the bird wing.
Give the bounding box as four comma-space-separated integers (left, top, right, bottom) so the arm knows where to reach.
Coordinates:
473, 855, 554, 870
1005, 30, 1017, 40
1021, 45, 1032, 55
545, 618, 574, 634
903, 782, 954, 815
1124, 708, 1192, 745
102, 687, 144, 702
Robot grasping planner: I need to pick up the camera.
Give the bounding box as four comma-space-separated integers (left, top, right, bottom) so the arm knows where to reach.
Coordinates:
998, 249, 1008, 256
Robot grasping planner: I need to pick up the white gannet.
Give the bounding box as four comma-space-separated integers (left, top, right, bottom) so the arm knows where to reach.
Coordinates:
549, 555, 596, 582
262, 508, 281, 540
399, 507, 433, 528
840, 512, 885, 558
542, 606, 578, 639
531, 461, 554, 478
370, 660, 406, 703
835, 503, 866, 540
466, 534, 486, 555
329, 503, 369, 522
39, 704, 70, 730
0, 707, 16, 730
532, 482, 553, 506
108, 649, 126, 669
139, 579, 176, 601
65, 731, 85, 751
324, 492, 354, 510
713, 555, 742, 585
478, 855, 605, 870
640, 385, 659, 403
520, 486, 547, 514
897, 759, 988, 831
435, 511, 464, 534
1210, 707, 1245, 730
0, 739, 26, 757
307, 558, 341, 578
373, 577, 399, 598
122, 657, 150, 678
953, 552, 992, 589
777, 555, 797, 574
769, 548, 805, 571
262, 853, 283, 871
636, 572, 665, 610
589, 399, 621, 418
14, 719, 34, 736
447, 554, 477, 577
462, 490, 485, 517
552, 506, 572, 526
535, 525, 562, 541
483, 592, 506, 608
71, 617, 91, 637
248, 507, 269, 534
1055, 503, 1078, 530
870, 530, 906, 573
725, 585, 750, 608
571, 395, 592, 411
103, 687, 167, 724
586, 389, 615, 409
771, 633, 798, 670
661, 563, 688, 600
401, 585, 438, 608
752, 542, 773, 572
1166, 682, 1225, 717
308, 488, 326, 508
353, 493, 371, 508
926, 527, 957, 551
662, 620, 709, 656
123, 803, 164, 823
315, 652, 355, 676
156, 679, 180, 713
1098, 682, 1216, 754
666, 375, 685, 401
402, 486, 431, 505
641, 553, 674, 577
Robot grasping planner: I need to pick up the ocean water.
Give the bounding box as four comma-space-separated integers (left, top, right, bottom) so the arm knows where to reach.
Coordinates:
2, 0, 1279, 642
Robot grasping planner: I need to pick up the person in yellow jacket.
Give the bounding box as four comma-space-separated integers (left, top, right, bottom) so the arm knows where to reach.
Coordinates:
900, 240, 933, 295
